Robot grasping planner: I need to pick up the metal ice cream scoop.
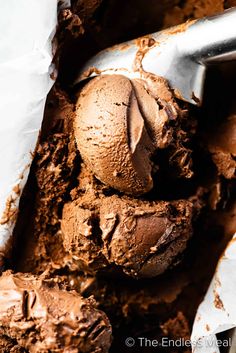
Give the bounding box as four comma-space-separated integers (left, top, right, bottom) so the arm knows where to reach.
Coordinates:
76, 8, 236, 105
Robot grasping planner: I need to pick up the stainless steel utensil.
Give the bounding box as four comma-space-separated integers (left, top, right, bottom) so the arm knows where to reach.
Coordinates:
76, 8, 236, 105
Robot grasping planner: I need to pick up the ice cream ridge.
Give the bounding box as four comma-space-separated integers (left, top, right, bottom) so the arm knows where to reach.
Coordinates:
61, 73, 197, 278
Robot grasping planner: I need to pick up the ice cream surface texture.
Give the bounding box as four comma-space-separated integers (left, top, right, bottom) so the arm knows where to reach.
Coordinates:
0, 271, 112, 353
75, 74, 184, 195
62, 192, 194, 278
1, 0, 236, 352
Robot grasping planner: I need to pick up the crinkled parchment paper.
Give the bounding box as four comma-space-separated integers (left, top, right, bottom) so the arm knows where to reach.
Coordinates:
191, 233, 236, 353
0, 0, 58, 256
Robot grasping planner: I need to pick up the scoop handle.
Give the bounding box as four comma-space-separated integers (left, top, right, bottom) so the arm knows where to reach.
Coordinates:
76, 7, 236, 105
180, 7, 236, 64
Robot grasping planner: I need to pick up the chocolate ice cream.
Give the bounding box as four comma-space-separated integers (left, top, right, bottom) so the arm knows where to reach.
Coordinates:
75, 74, 192, 195
62, 192, 193, 278
208, 114, 236, 179
2, 1, 236, 353
0, 271, 112, 353
75, 75, 154, 195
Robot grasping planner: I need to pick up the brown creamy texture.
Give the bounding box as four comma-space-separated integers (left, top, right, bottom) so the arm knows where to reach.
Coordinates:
75, 74, 183, 196
71, 0, 103, 21
0, 271, 112, 353
208, 114, 236, 179
6, 1, 236, 352
61, 189, 193, 278
163, 0, 224, 28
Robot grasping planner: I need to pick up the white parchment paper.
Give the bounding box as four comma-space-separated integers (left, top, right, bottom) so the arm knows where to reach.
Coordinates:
191, 233, 236, 353
0, 0, 58, 254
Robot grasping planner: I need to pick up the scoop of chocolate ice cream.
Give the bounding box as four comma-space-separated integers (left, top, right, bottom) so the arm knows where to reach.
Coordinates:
75, 75, 154, 196
0, 271, 112, 353
75, 74, 189, 196
99, 196, 193, 277
61, 193, 193, 278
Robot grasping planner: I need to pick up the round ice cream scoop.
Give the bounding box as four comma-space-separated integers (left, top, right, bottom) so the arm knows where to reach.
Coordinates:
75, 74, 178, 195
61, 195, 194, 278
75, 75, 156, 196
99, 196, 193, 278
